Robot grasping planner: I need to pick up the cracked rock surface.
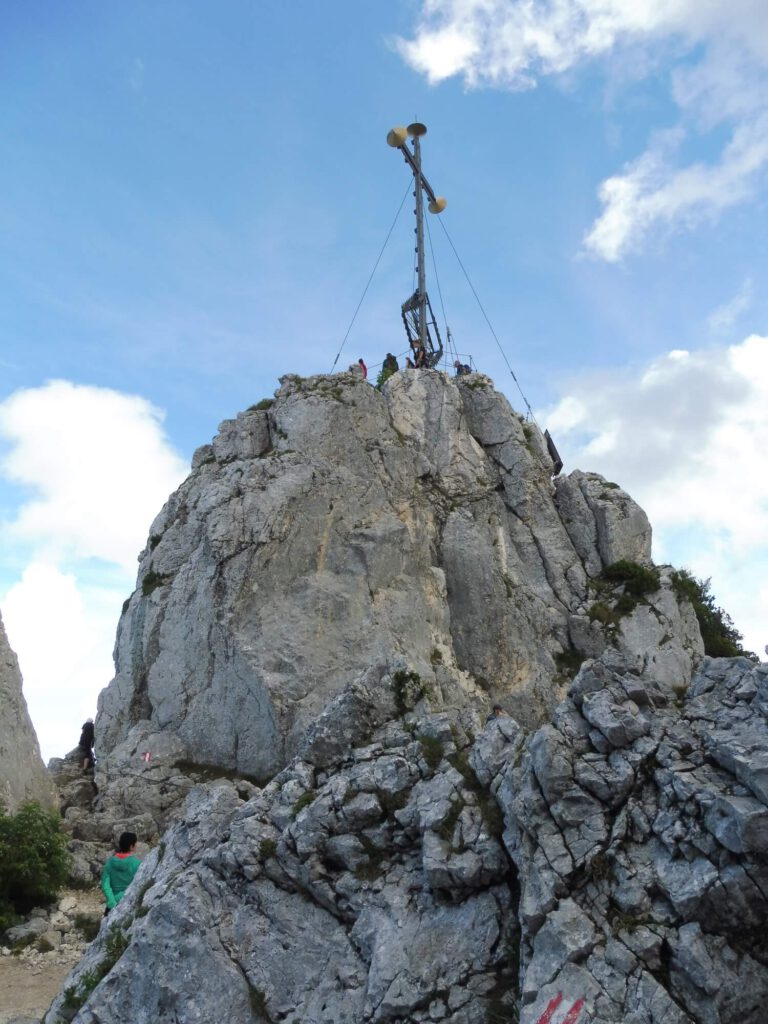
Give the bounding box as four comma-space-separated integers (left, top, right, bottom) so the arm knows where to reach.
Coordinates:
46, 684, 519, 1024
45, 656, 768, 1024
95, 369, 701, 821
502, 655, 768, 1024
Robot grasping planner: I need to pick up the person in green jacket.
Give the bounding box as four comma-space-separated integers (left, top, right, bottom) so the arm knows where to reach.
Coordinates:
101, 831, 141, 914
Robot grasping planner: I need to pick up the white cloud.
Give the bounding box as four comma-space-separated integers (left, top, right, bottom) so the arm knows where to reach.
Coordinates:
2, 564, 128, 763
584, 112, 768, 260
707, 277, 754, 334
0, 380, 187, 761
542, 333, 768, 653
397, 0, 768, 260
0, 380, 187, 571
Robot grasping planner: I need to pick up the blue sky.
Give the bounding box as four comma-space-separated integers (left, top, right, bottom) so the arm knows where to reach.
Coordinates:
2, 1, 767, 760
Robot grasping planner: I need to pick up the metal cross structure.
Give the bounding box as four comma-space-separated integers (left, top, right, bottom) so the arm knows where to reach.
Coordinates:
387, 122, 447, 368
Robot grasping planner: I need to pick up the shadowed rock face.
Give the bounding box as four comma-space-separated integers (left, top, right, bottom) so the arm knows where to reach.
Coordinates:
0, 608, 57, 813
96, 370, 701, 795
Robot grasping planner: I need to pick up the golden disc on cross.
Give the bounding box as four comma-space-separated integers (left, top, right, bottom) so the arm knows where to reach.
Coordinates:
407, 122, 427, 137
387, 126, 408, 147
428, 196, 447, 214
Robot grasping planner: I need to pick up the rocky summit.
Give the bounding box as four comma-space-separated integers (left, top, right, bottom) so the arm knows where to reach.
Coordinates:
0, 609, 57, 814
95, 370, 700, 821
41, 368, 768, 1023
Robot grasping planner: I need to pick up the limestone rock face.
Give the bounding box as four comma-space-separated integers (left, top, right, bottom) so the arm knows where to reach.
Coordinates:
502, 655, 768, 1024
96, 370, 701, 799
45, 656, 768, 1024
0, 609, 57, 813
46, 687, 520, 1024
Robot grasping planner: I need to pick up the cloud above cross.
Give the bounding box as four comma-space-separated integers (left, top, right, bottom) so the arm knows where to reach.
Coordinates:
397, 0, 768, 260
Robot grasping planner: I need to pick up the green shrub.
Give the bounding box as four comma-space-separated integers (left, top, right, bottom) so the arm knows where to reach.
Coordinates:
375, 364, 396, 390
555, 649, 585, 680
392, 669, 426, 716
248, 398, 274, 411
104, 925, 130, 962
601, 561, 660, 598
671, 569, 756, 659
418, 736, 445, 770
0, 803, 70, 927
614, 593, 637, 616
259, 838, 277, 860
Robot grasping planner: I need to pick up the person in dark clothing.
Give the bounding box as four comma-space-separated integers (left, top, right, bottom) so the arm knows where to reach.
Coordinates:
79, 718, 95, 770
414, 345, 427, 369
377, 352, 400, 388
405, 356, 415, 369
454, 360, 472, 376
101, 832, 141, 914
484, 704, 505, 725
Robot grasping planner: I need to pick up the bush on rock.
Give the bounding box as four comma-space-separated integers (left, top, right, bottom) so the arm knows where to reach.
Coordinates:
0, 801, 71, 929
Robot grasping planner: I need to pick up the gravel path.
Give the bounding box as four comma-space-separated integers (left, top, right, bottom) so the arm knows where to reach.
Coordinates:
0, 888, 104, 1024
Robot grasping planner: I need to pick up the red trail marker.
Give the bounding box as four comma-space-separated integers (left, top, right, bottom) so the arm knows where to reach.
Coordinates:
535, 992, 585, 1024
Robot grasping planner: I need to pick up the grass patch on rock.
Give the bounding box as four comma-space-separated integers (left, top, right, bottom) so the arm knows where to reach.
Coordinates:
291, 792, 315, 818
141, 568, 173, 596
62, 925, 130, 1015
448, 752, 504, 837
354, 835, 386, 882
73, 912, 101, 941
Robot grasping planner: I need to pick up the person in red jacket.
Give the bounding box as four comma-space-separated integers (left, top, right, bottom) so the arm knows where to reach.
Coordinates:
101, 832, 141, 914
358, 358, 367, 379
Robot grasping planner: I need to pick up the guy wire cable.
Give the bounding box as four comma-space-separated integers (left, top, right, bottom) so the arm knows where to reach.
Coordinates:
438, 217, 538, 424
330, 181, 412, 373
425, 215, 451, 371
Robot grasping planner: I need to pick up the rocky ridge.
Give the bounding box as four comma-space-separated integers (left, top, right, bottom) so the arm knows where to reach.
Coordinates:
43, 655, 768, 1024
0, 610, 57, 814
92, 369, 702, 839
